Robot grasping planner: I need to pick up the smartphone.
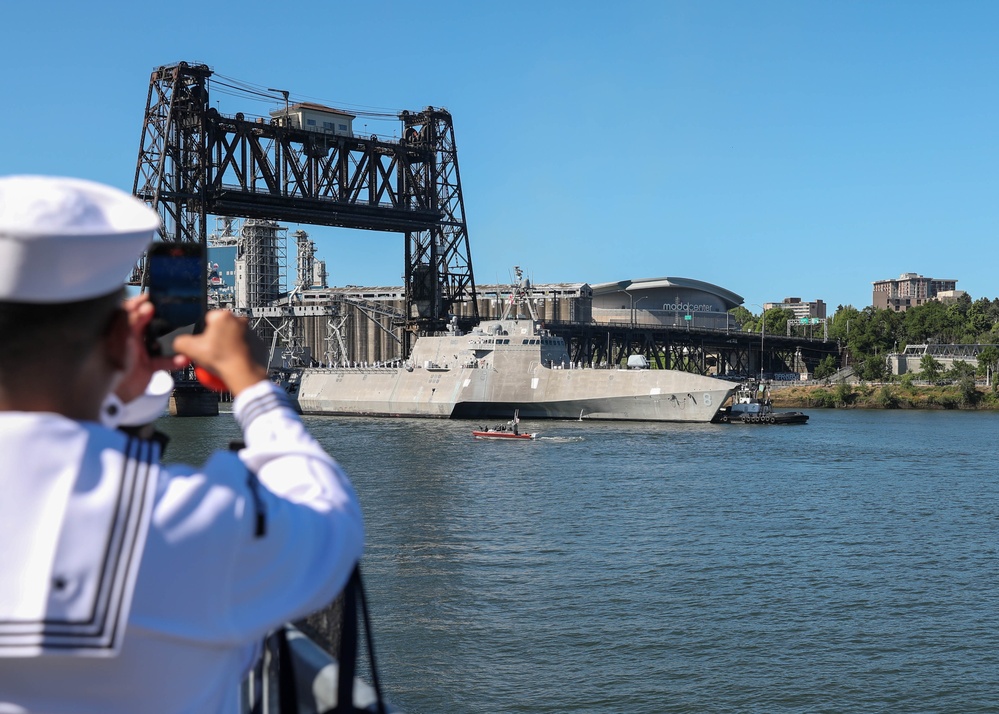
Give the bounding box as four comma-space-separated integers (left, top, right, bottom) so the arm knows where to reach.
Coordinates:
145, 241, 207, 357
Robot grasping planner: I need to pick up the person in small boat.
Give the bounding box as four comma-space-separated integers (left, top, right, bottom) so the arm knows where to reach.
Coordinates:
0, 176, 364, 713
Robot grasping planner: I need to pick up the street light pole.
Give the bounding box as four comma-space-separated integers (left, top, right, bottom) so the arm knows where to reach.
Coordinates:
629, 294, 648, 330
267, 88, 290, 125
752, 303, 767, 382
761, 313, 765, 381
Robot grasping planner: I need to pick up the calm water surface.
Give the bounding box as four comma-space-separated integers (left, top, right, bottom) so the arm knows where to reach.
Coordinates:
160, 409, 999, 713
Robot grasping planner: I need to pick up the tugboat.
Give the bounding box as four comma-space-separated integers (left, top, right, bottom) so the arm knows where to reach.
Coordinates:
713, 380, 809, 425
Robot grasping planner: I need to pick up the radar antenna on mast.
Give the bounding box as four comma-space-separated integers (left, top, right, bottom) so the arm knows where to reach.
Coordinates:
501, 266, 540, 322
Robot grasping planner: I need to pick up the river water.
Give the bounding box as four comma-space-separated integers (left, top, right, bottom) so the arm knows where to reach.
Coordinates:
160, 409, 999, 713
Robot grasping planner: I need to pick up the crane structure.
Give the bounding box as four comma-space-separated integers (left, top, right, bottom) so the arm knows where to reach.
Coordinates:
132, 61, 478, 340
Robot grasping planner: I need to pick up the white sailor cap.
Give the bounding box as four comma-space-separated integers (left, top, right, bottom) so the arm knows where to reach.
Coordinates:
0, 175, 160, 303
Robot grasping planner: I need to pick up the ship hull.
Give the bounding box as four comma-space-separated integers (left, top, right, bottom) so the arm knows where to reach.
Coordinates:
294, 364, 733, 423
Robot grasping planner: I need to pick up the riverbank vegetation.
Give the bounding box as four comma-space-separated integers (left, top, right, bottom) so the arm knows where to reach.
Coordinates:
731, 294, 999, 384
730, 294, 999, 410
769, 381, 999, 410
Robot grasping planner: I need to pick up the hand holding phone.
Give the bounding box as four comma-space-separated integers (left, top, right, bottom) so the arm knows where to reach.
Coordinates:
144, 242, 207, 357
113, 295, 191, 405
173, 311, 270, 396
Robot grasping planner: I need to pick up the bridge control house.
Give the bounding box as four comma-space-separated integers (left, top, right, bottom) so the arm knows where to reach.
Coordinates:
270, 102, 355, 137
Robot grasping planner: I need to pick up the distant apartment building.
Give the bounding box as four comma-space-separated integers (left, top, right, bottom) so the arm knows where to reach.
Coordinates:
872, 273, 958, 312
763, 297, 826, 321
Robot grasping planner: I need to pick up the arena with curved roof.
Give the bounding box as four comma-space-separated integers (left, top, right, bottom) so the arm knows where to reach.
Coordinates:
590, 277, 744, 331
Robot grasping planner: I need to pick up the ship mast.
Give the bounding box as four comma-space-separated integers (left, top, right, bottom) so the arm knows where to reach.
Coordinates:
501, 266, 539, 322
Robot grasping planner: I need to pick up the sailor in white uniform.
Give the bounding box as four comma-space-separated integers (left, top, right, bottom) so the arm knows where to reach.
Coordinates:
0, 176, 364, 713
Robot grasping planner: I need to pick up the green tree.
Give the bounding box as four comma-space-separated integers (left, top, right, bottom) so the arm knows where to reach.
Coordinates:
948, 360, 980, 406
857, 353, 888, 382
763, 307, 793, 337
828, 305, 861, 344
959, 376, 979, 406
947, 360, 976, 383
948, 292, 971, 321
843, 307, 902, 371
919, 353, 943, 383
729, 306, 753, 330
905, 301, 958, 344
967, 298, 994, 337
813, 354, 838, 379
737, 306, 793, 339
977, 345, 999, 386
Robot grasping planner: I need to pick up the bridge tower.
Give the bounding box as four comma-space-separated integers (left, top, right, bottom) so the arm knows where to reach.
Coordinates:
133, 62, 213, 252
132, 61, 478, 343
399, 108, 476, 346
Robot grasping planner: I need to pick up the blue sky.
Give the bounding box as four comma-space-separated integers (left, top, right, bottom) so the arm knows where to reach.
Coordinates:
3, 0, 997, 313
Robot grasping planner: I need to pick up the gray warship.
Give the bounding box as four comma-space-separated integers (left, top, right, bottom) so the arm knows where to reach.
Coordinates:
290, 275, 736, 423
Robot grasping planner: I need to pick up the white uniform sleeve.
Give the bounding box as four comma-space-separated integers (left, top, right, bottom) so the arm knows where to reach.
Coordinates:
235, 381, 350, 507
135, 381, 363, 647
222, 380, 365, 637
100, 370, 175, 429
215, 382, 364, 638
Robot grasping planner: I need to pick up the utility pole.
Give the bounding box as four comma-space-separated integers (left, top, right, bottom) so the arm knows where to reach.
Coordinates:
752, 304, 767, 381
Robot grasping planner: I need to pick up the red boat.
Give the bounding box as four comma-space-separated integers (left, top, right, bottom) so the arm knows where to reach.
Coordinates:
472, 429, 537, 440
472, 410, 537, 440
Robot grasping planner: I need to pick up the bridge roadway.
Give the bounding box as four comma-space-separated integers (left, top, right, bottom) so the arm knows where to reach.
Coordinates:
542, 320, 840, 377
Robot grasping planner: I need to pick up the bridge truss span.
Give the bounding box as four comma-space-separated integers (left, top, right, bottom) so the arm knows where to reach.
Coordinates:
132, 61, 477, 336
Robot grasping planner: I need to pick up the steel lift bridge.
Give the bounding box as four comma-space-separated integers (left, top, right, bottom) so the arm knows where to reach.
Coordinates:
132, 61, 477, 358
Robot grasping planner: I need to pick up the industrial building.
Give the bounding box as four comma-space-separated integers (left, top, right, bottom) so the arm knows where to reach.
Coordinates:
205, 218, 752, 367
289, 280, 594, 368
283, 276, 746, 367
